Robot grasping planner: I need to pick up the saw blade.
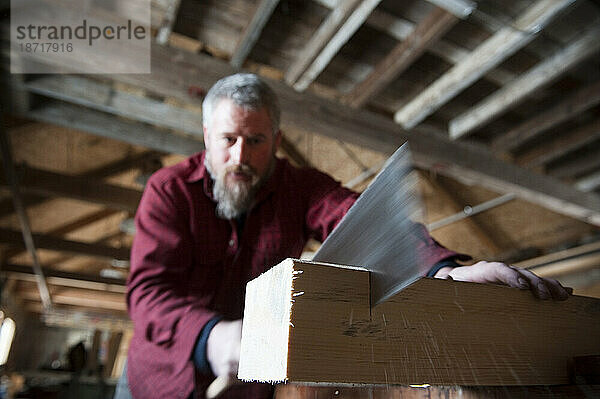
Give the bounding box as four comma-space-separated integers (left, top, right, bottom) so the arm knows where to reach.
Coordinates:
312, 143, 427, 306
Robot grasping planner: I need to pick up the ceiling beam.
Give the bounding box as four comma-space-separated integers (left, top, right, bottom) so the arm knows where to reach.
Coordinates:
230, 0, 280, 69
549, 150, 600, 180
26, 101, 204, 155
0, 228, 130, 260
576, 170, 600, 193
451, 25, 600, 139
25, 75, 204, 136
393, 0, 575, 129
516, 118, 600, 168
491, 80, 600, 152
24, 43, 600, 225
0, 164, 142, 212
286, 0, 382, 91
1, 263, 126, 293
19, 285, 126, 312
424, 0, 476, 18
314, 0, 517, 87
156, 0, 182, 45
343, 7, 458, 108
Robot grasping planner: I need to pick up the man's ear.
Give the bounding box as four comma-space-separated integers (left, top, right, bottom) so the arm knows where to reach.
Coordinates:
203, 126, 210, 150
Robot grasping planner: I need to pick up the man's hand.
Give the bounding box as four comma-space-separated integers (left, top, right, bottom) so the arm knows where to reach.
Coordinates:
206, 319, 243, 398
434, 261, 572, 300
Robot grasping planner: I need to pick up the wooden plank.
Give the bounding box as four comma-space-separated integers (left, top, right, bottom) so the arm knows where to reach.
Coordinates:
26, 101, 204, 156
516, 118, 600, 168
230, 0, 280, 69
25, 75, 204, 136
549, 149, 600, 179
104, 331, 124, 378
343, 7, 458, 108
287, 0, 382, 91
492, 81, 600, 152
424, 0, 475, 18
1, 263, 126, 293
0, 164, 142, 212
275, 383, 600, 399
451, 25, 600, 140
19, 285, 126, 312
0, 228, 130, 260
393, 0, 574, 129
576, 170, 600, 193
155, 0, 181, 45
239, 259, 600, 386
514, 240, 600, 275
284, 0, 362, 87
81, 44, 600, 226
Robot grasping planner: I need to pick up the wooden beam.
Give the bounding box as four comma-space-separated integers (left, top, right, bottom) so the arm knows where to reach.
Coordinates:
239, 259, 600, 385
286, 0, 382, 91
155, 0, 181, 45
343, 7, 458, 108
26, 101, 203, 156
0, 228, 130, 260
393, 0, 574, 129
492, 81, 600, 152
284, 0, 361, 87
25, 75, 204, 136
451, 25, 600, 139
1, 263, 126, 293
104, 331, 124, 378
279, 136, 311, 168
420, 172, 505, 254
19, 285, 126, 311
424, 0, 475, 18
230, 0, 280, 69
549, 149, 600, 179
515, 240, 600, 276
516, 117, 600, 167
0, 164, 142, 212
576, 170, 600, 193
97, 44, 600, 226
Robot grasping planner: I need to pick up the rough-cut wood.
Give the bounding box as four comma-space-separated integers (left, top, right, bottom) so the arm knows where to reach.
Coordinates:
27, 101, 204, 156
493, 81, 600, 153
451, 25, 600, 140
516, 118, 600, 167
0, 228, 130, 260
424, 0, 475, 18
577, 170, 600, 193
230, 0, 280, 69
239, 259, 600, 386
285, 0, 362, 87
0, 164, 142, 212
288, 0, 382, 91
275, 383, 600, 399
393, 0, 574, 129
155, 0, 181, 45
25, 76, 204, 136
343, 7, 458, 108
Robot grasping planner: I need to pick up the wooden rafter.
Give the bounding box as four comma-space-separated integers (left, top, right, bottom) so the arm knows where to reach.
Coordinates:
156, 0, 182, 45
549, 150, 600, 179
0, 164, 142, 212
286, 0, 382, 91
451, 25, 600, 139
25, 75, 204, 136
27, 101, 204, 155
394, 0, 574, 129
19, 43, 600, 226
516, 117, 600, 168
0, 228, 130, 260
492, 80, 600, 152
576, 170, 600, 193
230, 0, 280, 69
343, 7, 458, 108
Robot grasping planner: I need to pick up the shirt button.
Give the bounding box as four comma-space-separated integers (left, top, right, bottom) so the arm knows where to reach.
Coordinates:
229, 239, 235, 247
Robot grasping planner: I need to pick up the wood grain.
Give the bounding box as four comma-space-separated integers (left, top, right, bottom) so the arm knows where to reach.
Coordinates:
240, 259, 600, 386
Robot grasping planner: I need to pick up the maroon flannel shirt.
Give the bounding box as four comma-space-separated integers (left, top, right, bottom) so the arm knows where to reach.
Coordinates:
126, 151, 461, 399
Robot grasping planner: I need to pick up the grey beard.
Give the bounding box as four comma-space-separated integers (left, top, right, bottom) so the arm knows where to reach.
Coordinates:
204, 153, 260, 220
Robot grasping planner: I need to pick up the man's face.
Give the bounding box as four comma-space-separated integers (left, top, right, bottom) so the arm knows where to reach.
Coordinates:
203, 99, 281, 218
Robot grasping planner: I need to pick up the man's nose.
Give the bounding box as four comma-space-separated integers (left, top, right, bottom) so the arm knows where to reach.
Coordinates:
231, 138, 249, 164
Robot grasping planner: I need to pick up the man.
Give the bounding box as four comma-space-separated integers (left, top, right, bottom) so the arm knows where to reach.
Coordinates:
123, 73, 569, 399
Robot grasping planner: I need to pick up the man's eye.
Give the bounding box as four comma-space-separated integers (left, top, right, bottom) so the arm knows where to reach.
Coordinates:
224, 137, 236, 144
248, 137, 263, 145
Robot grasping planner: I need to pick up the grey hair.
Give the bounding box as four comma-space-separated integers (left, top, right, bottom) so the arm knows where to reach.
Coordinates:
202, 73, 280, 134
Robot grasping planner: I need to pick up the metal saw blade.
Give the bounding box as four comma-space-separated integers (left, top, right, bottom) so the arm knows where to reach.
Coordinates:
312, 143, 427, 306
